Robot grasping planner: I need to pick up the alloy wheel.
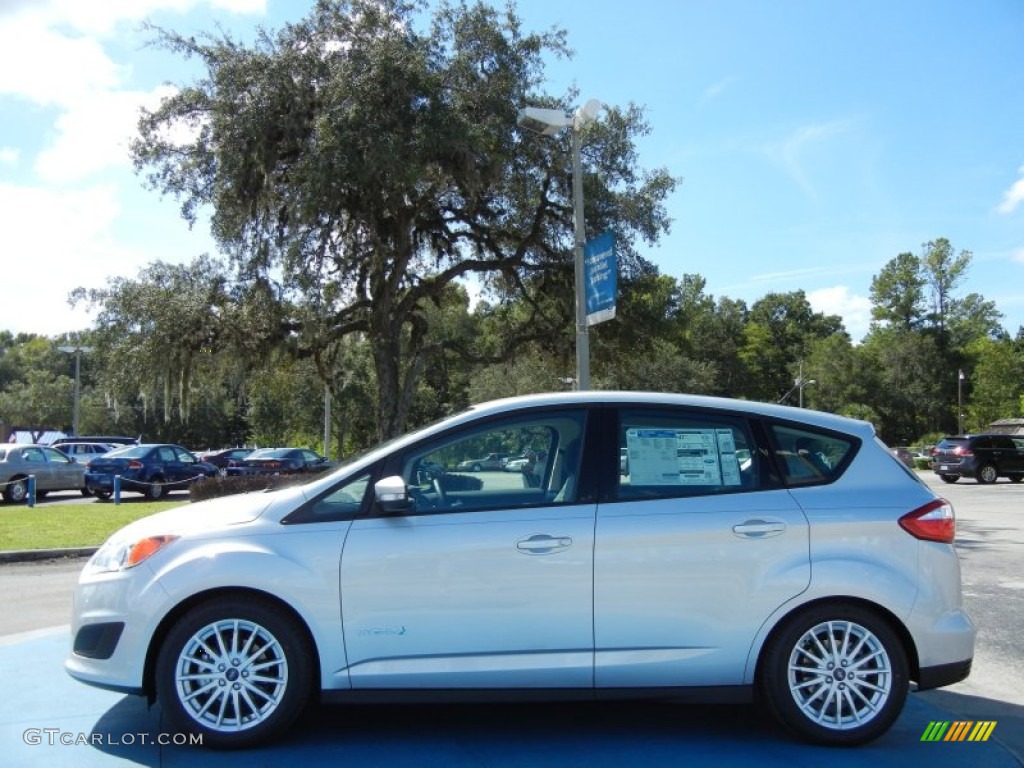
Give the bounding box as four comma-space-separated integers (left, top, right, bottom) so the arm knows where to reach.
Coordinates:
172, 618, 289, 733
786, 619, 893, 731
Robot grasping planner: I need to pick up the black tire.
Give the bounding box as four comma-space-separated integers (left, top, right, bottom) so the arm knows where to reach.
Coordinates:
472, 463, 482, 472
3, 477, 28, 504
81, 488, 93, 498
759, 602, 908, 746
1008, 475, 1023, 484
146, 476, 166, 500
976, 464, 998, 484
155, 596, 314, 749
94, 491, 111, 501
939, 474, 959, 483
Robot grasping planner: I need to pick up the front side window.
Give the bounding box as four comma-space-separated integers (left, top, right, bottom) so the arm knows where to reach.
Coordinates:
22, 448, 45, 463
399, 409, 586, 514
617, 408, 757, 500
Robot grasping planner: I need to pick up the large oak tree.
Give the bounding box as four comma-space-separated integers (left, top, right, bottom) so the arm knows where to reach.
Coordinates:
132, 0, 676, 438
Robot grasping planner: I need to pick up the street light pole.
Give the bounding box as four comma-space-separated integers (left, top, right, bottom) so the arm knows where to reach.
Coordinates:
958, 369, 964, 434
57, 345, 93, 437
570, 124, 589, 390
517, 100, 602, 391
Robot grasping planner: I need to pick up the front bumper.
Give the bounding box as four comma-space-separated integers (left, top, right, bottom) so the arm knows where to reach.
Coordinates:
65, 561, 169, 696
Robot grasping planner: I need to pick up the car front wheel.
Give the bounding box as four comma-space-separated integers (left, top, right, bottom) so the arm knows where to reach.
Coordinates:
759, 603, 908, 746
939, 474, 959, 483
976, 464, 998, 484
156, 596, 314, 749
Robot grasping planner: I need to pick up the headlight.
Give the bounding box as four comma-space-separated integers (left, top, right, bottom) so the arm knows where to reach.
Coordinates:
87, 535, 179, 574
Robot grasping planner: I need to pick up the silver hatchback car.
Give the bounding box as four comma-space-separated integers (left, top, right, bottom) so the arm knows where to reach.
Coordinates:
66, 392, 974, 749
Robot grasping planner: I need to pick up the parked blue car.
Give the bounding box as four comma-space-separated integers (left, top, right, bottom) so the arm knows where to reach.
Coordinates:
84, 444, 218, 500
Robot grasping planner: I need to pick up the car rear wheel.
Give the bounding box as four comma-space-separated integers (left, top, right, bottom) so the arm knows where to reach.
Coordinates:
759, 602, 908, 746
976, 464, 998, 484
939, 474, 959, 483
1009, 475, 1023, 484
156, 596, 314, 749
146, 477, 166, 500
3, 477, 28, 503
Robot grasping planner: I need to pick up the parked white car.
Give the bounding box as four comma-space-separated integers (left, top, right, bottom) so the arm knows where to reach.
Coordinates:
66, 392, 974, 749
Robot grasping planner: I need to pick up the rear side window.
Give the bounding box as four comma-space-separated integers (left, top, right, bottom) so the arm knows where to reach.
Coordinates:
768, 424, 854, 486
617, 408, 758, 500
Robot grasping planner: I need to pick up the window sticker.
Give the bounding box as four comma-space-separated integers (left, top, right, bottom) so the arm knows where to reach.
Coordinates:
626, 428, 742, 487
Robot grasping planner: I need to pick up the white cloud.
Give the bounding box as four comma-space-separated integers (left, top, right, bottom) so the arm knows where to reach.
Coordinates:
34, 86, 176, 183
0, 17, 126, 107
765, 120, 853, 200
996, 165, 1024, 215
1012, 248, 1024, 264
1, 0, 267, 37
698, 76, 738, 107
2, 182, 125, 335
0, 147, 19, 165
807, 285, 873, 342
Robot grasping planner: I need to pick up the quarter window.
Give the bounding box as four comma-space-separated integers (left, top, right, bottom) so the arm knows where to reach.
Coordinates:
769, 424, 853, 485
292, 472, 372, 522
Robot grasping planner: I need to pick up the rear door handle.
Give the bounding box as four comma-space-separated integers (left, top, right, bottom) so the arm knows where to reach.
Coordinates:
732, 519, 787, 538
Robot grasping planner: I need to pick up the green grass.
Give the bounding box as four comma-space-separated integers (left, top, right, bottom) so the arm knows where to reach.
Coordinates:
0, 499, 187, 551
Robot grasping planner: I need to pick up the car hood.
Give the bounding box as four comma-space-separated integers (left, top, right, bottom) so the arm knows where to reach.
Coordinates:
106, 487, 301, 542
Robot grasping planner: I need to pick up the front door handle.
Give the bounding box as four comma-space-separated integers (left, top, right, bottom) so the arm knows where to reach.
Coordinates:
732, 519, 787, 538
516, 534, 572, 555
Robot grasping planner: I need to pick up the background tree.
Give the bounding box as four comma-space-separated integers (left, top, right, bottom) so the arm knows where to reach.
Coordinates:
132, 0, 677, 439
963, 337, 1024, 431
869, 252, 926, 331
739, 291, 844, 402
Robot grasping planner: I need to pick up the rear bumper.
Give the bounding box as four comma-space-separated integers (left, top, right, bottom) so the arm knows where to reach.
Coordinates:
917, 658, 972, 690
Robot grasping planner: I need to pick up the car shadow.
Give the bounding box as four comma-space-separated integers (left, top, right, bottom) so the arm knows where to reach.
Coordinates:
86, 691, 1022, 767
954, 519, 1021, 553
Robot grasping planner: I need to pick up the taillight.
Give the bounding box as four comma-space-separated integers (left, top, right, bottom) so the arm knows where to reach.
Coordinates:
127, 460, 144, 470
899, 499, 955, 543
954, 446, 973, 457
267, 461, 281, 468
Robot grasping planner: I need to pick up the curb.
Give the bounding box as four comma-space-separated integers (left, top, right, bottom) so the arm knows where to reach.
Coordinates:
0, 547, 98, 564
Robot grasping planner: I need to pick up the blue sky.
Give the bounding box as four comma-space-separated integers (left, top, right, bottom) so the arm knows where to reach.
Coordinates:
2, 0, 1022, 342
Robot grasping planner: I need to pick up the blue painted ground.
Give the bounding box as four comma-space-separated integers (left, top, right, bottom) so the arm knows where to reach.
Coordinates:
1, 628, 1018, 767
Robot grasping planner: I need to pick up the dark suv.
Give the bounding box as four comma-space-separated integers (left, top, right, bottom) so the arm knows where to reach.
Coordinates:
931, 434, 1024, 484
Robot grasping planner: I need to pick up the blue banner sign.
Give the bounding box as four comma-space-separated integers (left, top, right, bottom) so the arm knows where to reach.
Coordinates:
584, 231, 617, 326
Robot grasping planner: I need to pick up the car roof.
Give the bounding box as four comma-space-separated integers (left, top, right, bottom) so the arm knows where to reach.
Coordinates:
465, 391, 876, 435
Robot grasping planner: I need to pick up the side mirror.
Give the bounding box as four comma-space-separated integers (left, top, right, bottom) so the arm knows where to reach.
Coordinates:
374, 475, 413, 514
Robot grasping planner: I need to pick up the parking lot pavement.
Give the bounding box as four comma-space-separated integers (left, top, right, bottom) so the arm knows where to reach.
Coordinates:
2, 628, 1020, 767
